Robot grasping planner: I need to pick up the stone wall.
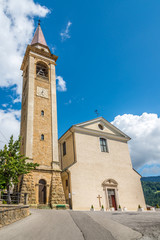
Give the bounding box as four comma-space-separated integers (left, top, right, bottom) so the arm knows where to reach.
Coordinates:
0, 205, 29, 228
50, 171, 66, 208
20, 172, 36, 205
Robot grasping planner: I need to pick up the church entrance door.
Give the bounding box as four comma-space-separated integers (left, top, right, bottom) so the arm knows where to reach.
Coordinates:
39, 179, 46, 204
107, 189, 117, 210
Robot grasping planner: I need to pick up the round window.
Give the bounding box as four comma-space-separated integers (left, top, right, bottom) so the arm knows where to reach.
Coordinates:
98, 124, 104, 130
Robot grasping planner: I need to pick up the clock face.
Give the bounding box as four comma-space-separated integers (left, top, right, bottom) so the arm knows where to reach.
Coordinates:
37, 86, 48, 99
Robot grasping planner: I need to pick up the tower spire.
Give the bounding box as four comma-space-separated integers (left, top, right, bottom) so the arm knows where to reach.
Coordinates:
31, 22, 47, 46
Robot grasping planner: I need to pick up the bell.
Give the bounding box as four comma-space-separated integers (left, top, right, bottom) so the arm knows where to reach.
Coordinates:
38, 69, 45, 76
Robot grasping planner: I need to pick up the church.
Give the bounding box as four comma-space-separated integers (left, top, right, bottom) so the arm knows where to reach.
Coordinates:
19, 23, 146, 211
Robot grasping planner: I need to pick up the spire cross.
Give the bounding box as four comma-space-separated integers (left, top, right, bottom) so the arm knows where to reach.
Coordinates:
95, 109, 99, 117
97, 194, 102, 208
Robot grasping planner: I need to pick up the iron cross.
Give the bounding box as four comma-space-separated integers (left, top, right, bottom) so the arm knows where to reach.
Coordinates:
97, 194, 102, 208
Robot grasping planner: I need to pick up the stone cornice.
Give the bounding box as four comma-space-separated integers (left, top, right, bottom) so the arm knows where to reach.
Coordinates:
59, 125, 130, 143
73, 126, 130, 142
21, 45, 58, 70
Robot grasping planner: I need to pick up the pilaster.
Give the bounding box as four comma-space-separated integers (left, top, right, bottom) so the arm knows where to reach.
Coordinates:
50, 64, 60, 170
25, 55, 35, 158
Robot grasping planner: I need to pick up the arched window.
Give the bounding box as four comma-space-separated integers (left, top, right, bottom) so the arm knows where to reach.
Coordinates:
41, 110, 44, 116
39, 179, 46, 185
36, 62, 48, 78
41, 134, 44, 141
100, 138, 108, 152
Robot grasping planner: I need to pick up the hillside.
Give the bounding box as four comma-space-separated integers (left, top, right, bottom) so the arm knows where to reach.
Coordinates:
141, 176, 160, 182
141, 176, 160, 207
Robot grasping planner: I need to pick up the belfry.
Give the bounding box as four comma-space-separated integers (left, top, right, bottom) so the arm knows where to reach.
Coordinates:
19, 22, 66, 207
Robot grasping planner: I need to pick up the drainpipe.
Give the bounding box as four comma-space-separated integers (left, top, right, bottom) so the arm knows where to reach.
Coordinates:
66, 170, 72, 209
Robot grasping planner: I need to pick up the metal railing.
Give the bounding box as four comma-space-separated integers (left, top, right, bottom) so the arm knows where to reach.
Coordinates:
0, 192, 20, 204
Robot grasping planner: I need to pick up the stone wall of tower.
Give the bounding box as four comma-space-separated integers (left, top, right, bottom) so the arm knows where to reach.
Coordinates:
19, 42, 66, 206
32, 60, 52, 167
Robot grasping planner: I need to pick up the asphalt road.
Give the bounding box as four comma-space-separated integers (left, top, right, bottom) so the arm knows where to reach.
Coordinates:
105, 211, 160, 240
1, 209, 158, 240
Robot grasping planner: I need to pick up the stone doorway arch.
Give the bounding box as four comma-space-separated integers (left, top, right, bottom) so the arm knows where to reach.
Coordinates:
102, 179, 119, 210
39, 179, 46, 204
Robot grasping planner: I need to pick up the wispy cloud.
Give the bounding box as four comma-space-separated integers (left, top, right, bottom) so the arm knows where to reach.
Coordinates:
51, 46, 56, 53
65, 99, 72, 105
60, 21, 72, 41
2, 104, 8, 108
56, 76, 67, 92
13, 96, 21, 104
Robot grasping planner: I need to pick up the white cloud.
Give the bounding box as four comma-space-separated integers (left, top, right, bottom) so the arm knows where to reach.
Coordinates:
2, 104, 8, 108
13, 96, 21, 104
56, 76, 67, 92
65, 99, 72, 105
51, 46, 56, 53
0, 109, 21, 149
140, 165, 160, 177
112, 113, 160, 174
60, 21, 72, 41
0, 0, 50, 96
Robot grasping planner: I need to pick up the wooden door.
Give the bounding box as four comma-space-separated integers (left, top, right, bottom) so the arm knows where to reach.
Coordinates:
39, 179, 46, 204
107, 189, 117, 210
111, 195, 117, 210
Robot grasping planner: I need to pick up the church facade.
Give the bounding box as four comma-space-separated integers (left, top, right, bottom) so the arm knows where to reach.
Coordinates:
19, 23, 146, 210
59, 118, 146, 211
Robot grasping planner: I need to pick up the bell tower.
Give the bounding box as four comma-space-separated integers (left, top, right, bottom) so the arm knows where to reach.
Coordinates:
19, 22, 66, 207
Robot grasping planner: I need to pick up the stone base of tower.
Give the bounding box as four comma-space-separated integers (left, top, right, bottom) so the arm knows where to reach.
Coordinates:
19, 172, 36, 205
50, 171, 68, 209
19, 169, 67, 208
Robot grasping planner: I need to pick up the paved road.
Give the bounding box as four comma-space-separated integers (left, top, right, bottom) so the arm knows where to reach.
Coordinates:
105, 211, 160, 240
0, 209, 144, 240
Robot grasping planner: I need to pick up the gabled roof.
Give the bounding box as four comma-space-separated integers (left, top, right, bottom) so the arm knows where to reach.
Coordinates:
74, 116, 131, 140
59, 117, 131, 142
31, 23, 47, 46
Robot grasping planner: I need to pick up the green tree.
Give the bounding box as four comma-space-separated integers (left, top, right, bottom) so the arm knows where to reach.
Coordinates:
0, 135, 39, 204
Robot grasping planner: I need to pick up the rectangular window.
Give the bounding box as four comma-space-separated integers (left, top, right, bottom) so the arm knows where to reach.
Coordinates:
66, 180, 68, 187
63, 142, 66, 156
100, 138, 108, 152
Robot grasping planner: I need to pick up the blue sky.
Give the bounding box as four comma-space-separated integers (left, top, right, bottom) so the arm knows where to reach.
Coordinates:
0, 0, 160, 176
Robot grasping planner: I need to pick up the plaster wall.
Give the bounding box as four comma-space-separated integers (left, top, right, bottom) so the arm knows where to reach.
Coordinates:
68, 132, 146, 211
61, 134, 75, 170
83, 122, 116, 135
